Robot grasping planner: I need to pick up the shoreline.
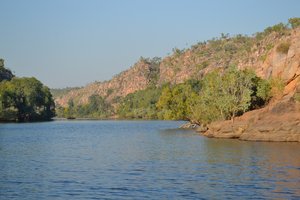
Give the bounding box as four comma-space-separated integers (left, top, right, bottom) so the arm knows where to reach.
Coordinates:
197, 100, 300, 142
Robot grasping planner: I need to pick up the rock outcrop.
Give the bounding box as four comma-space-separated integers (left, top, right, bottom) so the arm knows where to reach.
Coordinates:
56, 27, 300, 107
55, 26, 300, 143
55, 59, 159, 106
201, 28, 300, 142
202, 100, 300, 142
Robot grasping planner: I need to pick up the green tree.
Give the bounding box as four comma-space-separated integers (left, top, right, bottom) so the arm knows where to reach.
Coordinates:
189, 67, 258, 125
0, 59, 14, 82
156, 81, 201, 120
0, 77, 55, 122
288, 17, 300, 29
118, 86, 162, 119
188, 71, 224, 125
87, 95, 112, 118
221, 67, 255, 122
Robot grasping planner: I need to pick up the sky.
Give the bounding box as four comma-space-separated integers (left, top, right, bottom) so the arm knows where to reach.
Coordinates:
0, 0, 299, 88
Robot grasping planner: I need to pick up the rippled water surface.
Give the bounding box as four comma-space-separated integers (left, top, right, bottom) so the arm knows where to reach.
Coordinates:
1, 120, 300, 199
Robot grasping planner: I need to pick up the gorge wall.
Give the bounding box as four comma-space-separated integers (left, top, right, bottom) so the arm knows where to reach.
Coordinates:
55, 27, 300, 115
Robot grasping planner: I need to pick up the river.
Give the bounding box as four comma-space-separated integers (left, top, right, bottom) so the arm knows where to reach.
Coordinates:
0, 120, 300, 199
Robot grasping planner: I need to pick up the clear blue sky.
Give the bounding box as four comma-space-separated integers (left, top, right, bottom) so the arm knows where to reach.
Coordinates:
1, 0, 299, 88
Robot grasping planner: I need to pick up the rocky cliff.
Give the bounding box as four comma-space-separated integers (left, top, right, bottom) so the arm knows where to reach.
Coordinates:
55, 26, 300, 113
201, 27, 300, 142
55, 59, 159, 106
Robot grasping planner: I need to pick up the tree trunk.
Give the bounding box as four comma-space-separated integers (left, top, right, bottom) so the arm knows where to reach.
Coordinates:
231, 114, 235, 124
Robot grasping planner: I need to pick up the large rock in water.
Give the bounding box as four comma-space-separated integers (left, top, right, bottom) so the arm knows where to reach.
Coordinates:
202, 100, 300, 142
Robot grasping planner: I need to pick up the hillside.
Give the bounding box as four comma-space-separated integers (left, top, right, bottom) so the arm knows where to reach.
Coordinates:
53, 19, 300, 141
55, 58, 160, 106
55, 21, 300, 109
201, 26, 300, 142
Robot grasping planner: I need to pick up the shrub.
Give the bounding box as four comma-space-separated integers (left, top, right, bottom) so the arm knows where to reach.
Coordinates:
288, 17, 300, 29
294, 93, 300, 102
276, 42, 290, 54
269, 78, 285, 98
196, 61, 209, 71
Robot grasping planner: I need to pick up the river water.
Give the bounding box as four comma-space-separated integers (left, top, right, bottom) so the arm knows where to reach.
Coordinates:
0, 120, 300, 199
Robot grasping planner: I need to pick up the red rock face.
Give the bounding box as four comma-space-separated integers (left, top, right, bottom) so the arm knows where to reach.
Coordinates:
255, 28, 300, 97
202, 99, 300, 142
55, 60, 154, 106
56, 28, 300, 109
201, 28, 300, 142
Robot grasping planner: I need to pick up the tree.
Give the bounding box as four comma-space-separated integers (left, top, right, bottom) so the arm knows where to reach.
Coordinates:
117, 86, 162, 119
188, 70, 224, 125
289, 17, 300, 29
221, 67, 255, 122
156, 81, 201, 120
0, 77, 55, 122
87, 95, 112, 118
0, 59, 14, 82
189, 67, 257, 125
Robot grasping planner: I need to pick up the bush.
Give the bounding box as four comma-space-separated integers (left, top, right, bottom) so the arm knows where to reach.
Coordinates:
289, 17, 300, 29
276, 42, 290, 54
293, 93, 300, 102
269, 78, 285, 98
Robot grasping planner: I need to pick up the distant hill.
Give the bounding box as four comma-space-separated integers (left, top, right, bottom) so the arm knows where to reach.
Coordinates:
51, 87, 81, 99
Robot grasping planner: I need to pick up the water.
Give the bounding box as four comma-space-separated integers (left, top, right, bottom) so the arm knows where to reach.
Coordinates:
0, 120, 300, 199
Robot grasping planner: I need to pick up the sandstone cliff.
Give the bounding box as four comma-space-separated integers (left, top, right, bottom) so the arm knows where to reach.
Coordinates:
55, 26, 300, 115
55, 59, 159, 106
201, 27, 300, 142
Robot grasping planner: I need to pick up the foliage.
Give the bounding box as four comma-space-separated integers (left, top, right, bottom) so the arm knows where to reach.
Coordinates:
263, 23, 288, 35
276, 42, 290, 54
172, 48, 184, 57
196, 61, 209, 71
248, 76, 272, 110
0, 77, 55, 122
56, 95, 113, 119
0, 59, 14, 82
288, 17, 300, 29
156, 80, 201, 120
256, 22, 289, 40
146, 57, 161, 86
117, 86, 162, 119
188, 67, 270, 125
294, 93, 300, 102
269, 78, 285, 98
138, 56, 161, 86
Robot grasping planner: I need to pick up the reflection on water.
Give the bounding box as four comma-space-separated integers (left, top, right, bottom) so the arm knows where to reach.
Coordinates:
0, 120, 300, 199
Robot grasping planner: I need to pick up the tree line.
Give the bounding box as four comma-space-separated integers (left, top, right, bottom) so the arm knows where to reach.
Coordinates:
118, 66, 274, 125
56, 17, 300, 123
55, 65, 284, 126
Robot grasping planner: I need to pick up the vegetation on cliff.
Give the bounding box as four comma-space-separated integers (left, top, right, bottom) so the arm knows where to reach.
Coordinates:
0, 60, 55, 122
54, 18, 300, 126
56, 94, 113, 119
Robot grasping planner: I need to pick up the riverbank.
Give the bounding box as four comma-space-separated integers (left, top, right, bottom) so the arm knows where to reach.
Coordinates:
199, 99, 300, 142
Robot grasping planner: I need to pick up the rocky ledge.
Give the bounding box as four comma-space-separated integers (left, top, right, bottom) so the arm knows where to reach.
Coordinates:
201, 99, 300, 142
